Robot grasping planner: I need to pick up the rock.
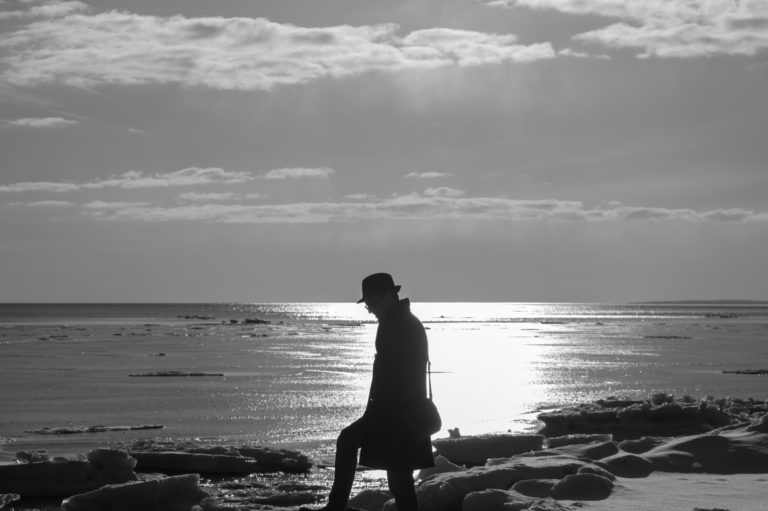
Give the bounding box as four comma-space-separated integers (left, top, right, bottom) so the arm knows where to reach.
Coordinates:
87, 449, 139, 482
644, 449, 699, 472
248, 491, 318, 506
510, 479, 557, 498
747, 413, 768, 433
545, 433, 613, 448
462, 488, 535, 511
61, 474, 208, 511
129, 440, 312, 474
597, 452, 655, 478
15, 450, 52, 463
415, 454, 592, 511
238, 444, 313, 473
576, 464, 616, 481
536, 395, 756, 440
433, 434, 544, 466
550, 473, 614, 500
651, 392, 673, 405
193, 497, 249, 511
698, 403, 732, 427
543, 440, 618, 460
348, 489, 393, 511
618, 436, 664, 454
243, 318, 270, 324
415, 464, 518, 511
528, 501, 573, 511
417, 454, 465, 481
486, 453, 596, 479
644, 425, 768, 474
130, 452, 256, 475
30, 424, 163, 435
129, 371, 224, 377
0, 449, 137, 497
722, 368, 768, 375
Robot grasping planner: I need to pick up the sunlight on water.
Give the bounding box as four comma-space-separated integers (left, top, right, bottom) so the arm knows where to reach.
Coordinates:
2, 302, 768, 461
427, 321, 551, 435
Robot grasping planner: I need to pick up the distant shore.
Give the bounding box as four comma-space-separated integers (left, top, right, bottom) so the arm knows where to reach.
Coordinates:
631, 299, 768, 304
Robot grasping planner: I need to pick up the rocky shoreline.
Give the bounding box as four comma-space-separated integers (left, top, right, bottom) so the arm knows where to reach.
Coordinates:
2, 394, 767, 511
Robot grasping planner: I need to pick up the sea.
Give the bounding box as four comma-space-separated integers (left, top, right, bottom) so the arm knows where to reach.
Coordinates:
2, 302, 768, 466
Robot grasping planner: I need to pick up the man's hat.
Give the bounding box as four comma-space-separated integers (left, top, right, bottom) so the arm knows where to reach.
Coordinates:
357, 273, 401, 303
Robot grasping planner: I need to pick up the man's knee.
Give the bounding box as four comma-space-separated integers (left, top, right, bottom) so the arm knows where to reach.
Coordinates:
336, 422, 362, 451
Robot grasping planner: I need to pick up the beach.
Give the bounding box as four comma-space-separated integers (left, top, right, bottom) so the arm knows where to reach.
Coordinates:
2, 302, 768, 509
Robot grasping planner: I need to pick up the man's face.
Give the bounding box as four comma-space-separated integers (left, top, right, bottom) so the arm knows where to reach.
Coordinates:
364, 293, 394, 320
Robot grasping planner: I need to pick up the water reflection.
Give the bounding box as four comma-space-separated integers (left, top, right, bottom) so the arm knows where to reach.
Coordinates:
428, 322, 551, 435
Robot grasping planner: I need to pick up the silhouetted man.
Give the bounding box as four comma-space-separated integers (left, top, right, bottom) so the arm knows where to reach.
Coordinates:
302, 273, 435, 511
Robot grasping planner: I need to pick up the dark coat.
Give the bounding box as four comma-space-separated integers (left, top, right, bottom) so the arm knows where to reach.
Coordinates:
359, 298, 435, 470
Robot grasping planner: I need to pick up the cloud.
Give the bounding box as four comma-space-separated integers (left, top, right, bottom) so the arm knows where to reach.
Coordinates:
2, 116, 79, 128
0, 0, 86, 20
0, 181, 80, 193
178, 192, 237, 202
3, 168, 766, 224
401, 28, 555, 65
0, 2, 555, 90
489, 0, 768, 58
423, 187, 466, 198
405, 172, 451, 179
558, 48, 610, 60
9, 199, 74, 207
0, 168, 254, 193
82, 200, 150, 210
69, 194, 768, 224
344, 193, 377, 201
105, 168, 252, 189
263, 167, 336, 180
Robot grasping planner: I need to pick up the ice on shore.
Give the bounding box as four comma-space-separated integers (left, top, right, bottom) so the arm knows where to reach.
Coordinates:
3, 395, 767, 511
129, 439, 313, 474
432, 434, 544, 466
29, 424, 163, 435
61, 474, 207, 511
129, 451, 257, 475
0, 448, 137, 498
537, 394, 768, 439
410, 397, 768, 511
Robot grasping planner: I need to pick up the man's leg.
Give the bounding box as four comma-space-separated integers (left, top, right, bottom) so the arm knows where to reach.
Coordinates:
324, 418, 364, 510
386, 469, 418, 511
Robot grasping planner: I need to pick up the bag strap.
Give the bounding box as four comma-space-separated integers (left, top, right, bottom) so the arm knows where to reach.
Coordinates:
427, 360, 434, 401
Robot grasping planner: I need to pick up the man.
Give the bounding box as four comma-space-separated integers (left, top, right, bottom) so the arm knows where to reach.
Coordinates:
302, 273, 435, 511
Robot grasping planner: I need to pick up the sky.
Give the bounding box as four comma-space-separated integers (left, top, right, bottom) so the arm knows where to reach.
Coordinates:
1, 0, 767, 303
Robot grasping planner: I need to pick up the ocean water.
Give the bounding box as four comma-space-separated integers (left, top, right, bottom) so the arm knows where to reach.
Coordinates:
1, 302, 768, 464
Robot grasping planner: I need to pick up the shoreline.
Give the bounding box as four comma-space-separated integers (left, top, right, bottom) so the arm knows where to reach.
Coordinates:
3, 393, 767, 511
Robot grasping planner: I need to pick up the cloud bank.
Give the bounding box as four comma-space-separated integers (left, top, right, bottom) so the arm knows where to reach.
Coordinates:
76, 197, 768, 224
0, 168, 254, 193
4, 180, 766, 225
3, 168, 766, 223
490, 0, 768, 57
264, 167, 336, 180
2, 116, 79, 128
0, 1, 555, 90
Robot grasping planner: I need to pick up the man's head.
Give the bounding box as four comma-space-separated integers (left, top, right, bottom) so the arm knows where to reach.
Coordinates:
357, 273, 400, 319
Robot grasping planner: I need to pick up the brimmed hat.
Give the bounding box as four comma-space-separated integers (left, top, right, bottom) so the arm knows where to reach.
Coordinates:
357, 273, 401, 303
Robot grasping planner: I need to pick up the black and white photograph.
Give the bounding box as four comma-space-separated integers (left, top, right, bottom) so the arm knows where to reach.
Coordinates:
1, 1, 767, 510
